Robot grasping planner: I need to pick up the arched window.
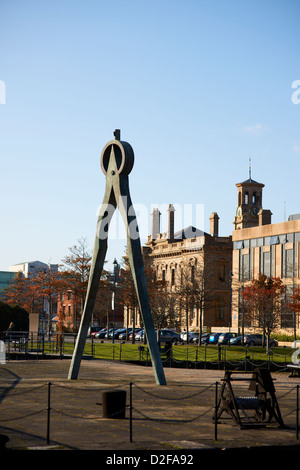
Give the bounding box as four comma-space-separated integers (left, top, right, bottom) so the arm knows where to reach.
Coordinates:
252, 192, 256, 204
245, 192, 249, 204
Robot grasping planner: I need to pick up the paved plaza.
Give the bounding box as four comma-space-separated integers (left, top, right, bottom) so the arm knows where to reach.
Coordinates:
1, 358, 300, 456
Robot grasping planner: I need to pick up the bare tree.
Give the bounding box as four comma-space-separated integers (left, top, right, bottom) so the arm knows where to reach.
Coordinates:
61, 237, 92, 316
174, 258, 216, 344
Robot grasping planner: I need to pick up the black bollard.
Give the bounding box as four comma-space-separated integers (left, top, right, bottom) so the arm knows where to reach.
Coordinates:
102, 389, 127, 419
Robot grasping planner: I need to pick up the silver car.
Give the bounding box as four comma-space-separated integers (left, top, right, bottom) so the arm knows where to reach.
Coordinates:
244, 334, 278, 347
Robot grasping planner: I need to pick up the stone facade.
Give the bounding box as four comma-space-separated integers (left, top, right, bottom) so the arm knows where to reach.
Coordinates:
124, 205, 232, 332
232, 176, 300, 335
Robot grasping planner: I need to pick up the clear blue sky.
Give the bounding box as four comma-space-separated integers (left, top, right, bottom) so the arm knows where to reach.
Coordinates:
1, 0, 299, 272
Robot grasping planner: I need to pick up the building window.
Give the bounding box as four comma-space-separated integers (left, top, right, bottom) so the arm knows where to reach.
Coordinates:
270, 236, 279, 245
239, 250, 250, 281
281, 286, 294, 328
263, 250, 271, 277
171, 269, 175, 286
234, 241, 244, 250
282, 245, 294, 278
191, 265, 195, 283
216, 300, 225, 320
245, 192, 249, 204
218, 264, 226, 282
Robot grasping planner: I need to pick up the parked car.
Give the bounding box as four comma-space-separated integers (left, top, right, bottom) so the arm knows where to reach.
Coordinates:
91, 329, 103, 338
218, 332, 239, 345
94, 328, 107, 339
105, 328, 126, 339
88, 326, 102, 337
118, 328, 132, 340
138, 329, 181, 344
160, 329, 181, 344
229, 334, 278, 347
244, 334, 278, 347
112, 328, 128, 339
229, 335, 242, 345
181, 331, 199, 342
129, 328, 143, 340
190, 333, 210, 344
199, 333, 211, 344
208, 332, 222, 344
105, 329, 114, 338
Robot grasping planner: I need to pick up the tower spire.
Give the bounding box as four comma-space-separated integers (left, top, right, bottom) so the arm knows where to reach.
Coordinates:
249, 157, 252, 181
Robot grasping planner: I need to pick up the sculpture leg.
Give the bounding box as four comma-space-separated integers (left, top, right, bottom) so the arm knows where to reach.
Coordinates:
116, 184, 166, 386
68, 197, 115, 380
126, 237, 166, 385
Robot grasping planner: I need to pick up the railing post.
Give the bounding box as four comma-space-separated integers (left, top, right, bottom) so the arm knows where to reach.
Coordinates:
47, 382, 51, 444
60, 333, 63, 359
129, 382, 133, 443
297, 385, 299, 441
214, 381, 218, 441
218, 346, 221, 370
91, 334, 94, 357
186, 347, 189, 368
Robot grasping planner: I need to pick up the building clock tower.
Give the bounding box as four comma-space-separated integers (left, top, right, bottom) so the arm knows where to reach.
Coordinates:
233, 164, 265, 230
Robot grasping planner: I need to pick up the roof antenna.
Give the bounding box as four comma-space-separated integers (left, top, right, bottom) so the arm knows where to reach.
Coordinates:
249, 157, 252, 181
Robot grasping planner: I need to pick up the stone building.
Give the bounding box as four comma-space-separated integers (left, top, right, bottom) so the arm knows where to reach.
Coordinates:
231, 175, 300, 335
124, 205, 232, 332
9, 260, 58, 278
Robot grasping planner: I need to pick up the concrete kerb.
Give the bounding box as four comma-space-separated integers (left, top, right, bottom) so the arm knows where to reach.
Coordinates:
0, 359, 300, 453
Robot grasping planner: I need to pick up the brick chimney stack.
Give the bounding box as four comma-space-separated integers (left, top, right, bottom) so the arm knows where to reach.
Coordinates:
209, 212, 219, 237
151, 208, 161, 240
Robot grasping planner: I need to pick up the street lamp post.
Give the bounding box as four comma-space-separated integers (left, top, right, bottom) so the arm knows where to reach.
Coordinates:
112, 258, 120, 344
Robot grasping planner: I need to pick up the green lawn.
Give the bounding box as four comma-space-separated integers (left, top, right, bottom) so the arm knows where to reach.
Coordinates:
25, 339, 296, 366
90, 342, 295, 365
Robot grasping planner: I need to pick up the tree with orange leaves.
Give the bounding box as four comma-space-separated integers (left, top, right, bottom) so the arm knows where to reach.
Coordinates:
1, 271, 39, 313
242, 273, 286, 347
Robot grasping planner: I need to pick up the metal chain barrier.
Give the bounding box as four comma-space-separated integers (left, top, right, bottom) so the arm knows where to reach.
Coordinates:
1, 332, 297, 375
132, 381, 214, 400
0, 376, 299, 447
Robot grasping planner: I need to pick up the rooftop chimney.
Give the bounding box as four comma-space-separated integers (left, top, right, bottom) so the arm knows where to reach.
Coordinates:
258, 209, 272, 226
151, 208, 161, 240
209, 212, 219, 237
167, 204, 175, 240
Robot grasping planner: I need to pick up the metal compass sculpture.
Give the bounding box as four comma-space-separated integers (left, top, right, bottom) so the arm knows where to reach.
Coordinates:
68, 130, 166, 385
